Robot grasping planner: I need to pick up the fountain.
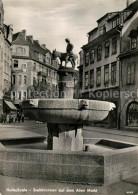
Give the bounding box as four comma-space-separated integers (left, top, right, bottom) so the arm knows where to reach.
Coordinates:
0, 65, 138, 185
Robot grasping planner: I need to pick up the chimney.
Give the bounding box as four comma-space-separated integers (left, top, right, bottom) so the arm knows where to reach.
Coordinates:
28, 35, 33, 43
35, 40, 39, 44
21, 30, 26, 40
42, 44, 46, 49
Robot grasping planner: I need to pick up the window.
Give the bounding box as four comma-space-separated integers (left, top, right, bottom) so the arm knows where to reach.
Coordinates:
111, 62, 117, 84
96, 67, 101, 87
23, 92, 27, 100
18, 75, 22, 84
33, 77, 36, 86
127, 102, 138, 127
99, 24, 106, 35
18, 91, 21, 100
123, 11, 130, 22
112, 37, 117, 54
22, 64, 27, 70
14, 60, 18, 68
105, 41, 110, 57
112, 17, 120, 28
104, 65, 109, 84
127, 63, 135, 84
85, 52, 89, 66
97, 45, 102, 61
131, 37, 137, 49
24, 76, 27, 85
90, 49, 95, 64
12, 75, 16, 84
12, 91, 16, 100
17, 47, 23, 54
90, 69, 94, 88
85, 72, 89, 89
33, 63, 36, 71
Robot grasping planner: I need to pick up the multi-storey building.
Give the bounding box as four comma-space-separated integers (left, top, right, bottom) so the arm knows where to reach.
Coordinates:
0, 0, 15, 120
11, 30, 59, 108
79, 0, 138, 128
119, 4, 138, 129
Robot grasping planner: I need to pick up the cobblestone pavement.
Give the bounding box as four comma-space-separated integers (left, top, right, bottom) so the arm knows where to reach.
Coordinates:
0, 174, 138, 195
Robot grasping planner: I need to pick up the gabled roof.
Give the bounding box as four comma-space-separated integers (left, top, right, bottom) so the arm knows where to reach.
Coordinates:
12, 32, 29, 46
87, 27, 98, 35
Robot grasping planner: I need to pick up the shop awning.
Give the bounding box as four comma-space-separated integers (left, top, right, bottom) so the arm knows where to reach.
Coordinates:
4, 100, 17, 110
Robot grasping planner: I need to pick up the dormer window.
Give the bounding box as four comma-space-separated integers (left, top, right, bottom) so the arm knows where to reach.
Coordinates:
99, 24, 106, 35
131, 36, 137, 49
112, 17, 120, 28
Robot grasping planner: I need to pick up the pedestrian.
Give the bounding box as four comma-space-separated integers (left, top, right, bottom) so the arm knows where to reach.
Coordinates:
13, 113, 16, 124
3, 113, 6, 123
6, 113, 9, 123
21, 112, 24, 123
17, 111, 21, 123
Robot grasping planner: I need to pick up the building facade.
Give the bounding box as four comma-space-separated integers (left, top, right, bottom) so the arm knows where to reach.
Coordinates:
79, 0, 138, 129
0, 0, 14, 120
119, 7, 138, 129
11, 30, 59, 108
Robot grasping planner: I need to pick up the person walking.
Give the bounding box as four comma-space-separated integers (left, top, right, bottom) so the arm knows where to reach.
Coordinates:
13, 112, 16, 124
6, 113, 10, 123
17, 111, 21, 123
21, 112, 25, 123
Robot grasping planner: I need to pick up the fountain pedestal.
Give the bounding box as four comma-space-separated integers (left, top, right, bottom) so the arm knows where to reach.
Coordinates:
47, 67, 84, 151
47, 124, 83, 151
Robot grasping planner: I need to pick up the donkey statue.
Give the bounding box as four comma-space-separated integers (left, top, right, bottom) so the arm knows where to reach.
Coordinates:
52, 49, 78, 69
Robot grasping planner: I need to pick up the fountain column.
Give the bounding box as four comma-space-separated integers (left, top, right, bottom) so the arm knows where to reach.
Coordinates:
47, 67, 84, 151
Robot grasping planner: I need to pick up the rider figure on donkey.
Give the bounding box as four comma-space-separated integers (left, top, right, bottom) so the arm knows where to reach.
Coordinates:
65, 38, 75, 67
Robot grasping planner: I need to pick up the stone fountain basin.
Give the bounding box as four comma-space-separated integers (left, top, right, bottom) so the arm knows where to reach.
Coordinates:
22, 99, 115, 124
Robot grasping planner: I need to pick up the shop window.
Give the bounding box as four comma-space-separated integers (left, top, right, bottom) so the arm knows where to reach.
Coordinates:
127, 102, 138, 127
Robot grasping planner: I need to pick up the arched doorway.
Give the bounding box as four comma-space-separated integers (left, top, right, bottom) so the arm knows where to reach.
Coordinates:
127, 101, 138, 127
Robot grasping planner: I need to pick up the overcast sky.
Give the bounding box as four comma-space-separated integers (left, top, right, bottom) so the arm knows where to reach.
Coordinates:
3, 0, 126, 54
